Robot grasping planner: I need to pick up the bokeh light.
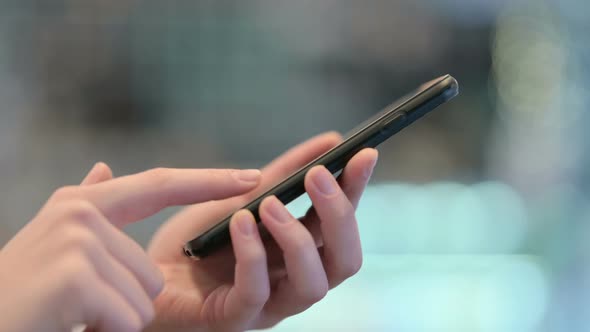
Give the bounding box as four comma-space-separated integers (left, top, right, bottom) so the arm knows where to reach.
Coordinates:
0, 0, 588, 331
275, 255, 548, 332
283, 182, 535, 330
492, 0, 567, 126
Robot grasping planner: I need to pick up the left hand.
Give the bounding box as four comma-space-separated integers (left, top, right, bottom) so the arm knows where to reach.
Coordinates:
144, 132, 379, 332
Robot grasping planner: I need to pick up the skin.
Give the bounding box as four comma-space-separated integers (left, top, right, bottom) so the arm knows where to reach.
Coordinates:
0, 131, 377, 332
145, 132, 379, 331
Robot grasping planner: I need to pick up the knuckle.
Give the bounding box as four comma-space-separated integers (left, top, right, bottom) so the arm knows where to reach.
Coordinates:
335, 201, 356, 221
51, 186, 79, 202
64, 200, 101, 223
288, 231, 315, 252
207, 169, 229, 184
240, 247, 266, 267
147, 167, 170, 184
223, 169, 238, 181
298, 281, 328, 304
63, 225, 100, 254
349, 255, 364, 275
337, 255, 363, 279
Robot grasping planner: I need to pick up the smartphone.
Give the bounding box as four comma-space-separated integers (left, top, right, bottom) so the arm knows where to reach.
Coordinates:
184, 74, 459, 259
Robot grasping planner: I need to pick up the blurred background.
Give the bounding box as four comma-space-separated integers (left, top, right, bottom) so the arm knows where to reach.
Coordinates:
0, 0, 588, 331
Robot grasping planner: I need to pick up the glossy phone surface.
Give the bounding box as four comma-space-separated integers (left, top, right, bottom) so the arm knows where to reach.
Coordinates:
184, 74, 459, 259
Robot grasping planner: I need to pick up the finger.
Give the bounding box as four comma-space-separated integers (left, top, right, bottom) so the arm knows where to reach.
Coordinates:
264, 148, 378, 264
76, 168, 261, 227
209, 131, 343, 211
81, 162, 113, 186
337, 148, 378, 209
259, 196, 328, 316
52, 201, 163, 298
81, 279, 145, 332
221, 210, 270, 327
163, 132, 342, 232
300, 148, 378, 239
83, 241, 155, 327
305, 165, 366, 288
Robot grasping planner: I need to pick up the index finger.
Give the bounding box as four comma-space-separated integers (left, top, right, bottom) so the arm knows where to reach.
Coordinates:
160, 132, 343, 234
239, 131, 342, 204
78, 168, 261, 227
259, 131, 342, 191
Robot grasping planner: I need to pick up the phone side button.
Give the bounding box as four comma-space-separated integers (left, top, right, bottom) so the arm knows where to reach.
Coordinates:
381, 112, 407, 130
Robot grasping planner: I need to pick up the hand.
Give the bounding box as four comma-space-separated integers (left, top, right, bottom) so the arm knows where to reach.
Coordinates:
147, 132, 379, 331
0, 163, 263, 332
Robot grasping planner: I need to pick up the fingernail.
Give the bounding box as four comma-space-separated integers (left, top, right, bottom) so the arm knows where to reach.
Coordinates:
266, 196, 291, 224
312, 167, 337, 195
234, 169, 261, 183
237, 212, 254, 235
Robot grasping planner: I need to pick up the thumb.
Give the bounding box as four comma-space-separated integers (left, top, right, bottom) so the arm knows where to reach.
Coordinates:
81, 162, 114, 186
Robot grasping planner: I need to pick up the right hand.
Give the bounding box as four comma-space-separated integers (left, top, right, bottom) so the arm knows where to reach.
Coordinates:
0, 163, 263, 332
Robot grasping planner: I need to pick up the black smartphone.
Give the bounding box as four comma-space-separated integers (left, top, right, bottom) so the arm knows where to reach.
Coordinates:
184, 74, 459, 259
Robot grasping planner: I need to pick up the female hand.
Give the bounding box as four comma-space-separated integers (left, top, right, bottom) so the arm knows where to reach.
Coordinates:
0, 163, 263, 332
147, 132, 379, 331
